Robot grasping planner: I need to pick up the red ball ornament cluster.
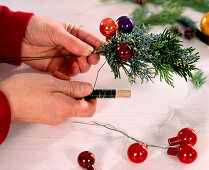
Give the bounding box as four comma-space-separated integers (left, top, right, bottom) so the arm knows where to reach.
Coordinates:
76, 128, 198, 169
126, 128, 198, 165
99, 16, 135, 60
167, 128, 198, 164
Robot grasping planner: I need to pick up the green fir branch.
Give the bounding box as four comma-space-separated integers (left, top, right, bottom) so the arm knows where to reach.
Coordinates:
131, 2, 183, 27
190, 70, 207, 89
101, 0, 209, 13
97, 26, 200, 87
151, 0, 209, 13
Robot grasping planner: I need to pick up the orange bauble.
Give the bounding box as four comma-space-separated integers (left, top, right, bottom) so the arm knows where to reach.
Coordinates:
100, 18, 119, 38
200, 12, 209, 37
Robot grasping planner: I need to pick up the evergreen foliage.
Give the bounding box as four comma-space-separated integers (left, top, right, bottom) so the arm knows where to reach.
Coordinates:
101, 0, 209, 13
151, 0, 209, 13
190, 70, 207, 89
132, 3, 183, 27
96, 26, 200, 87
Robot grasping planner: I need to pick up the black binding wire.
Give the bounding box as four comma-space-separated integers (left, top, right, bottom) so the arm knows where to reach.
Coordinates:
0, 55, 74, 63
93, 61, 106, 88
84, 61, 117, 99
84, 89, 116, 100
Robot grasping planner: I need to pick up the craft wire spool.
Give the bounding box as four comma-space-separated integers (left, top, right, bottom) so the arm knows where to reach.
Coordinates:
84, 89, 131, 100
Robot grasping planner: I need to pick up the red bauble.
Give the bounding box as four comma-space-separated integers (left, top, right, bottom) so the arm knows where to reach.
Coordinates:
100, 18, 119, 38
167, 144, 197, 164
77, 151, 95, 169
127, 143, 148, 163
168, 128, 197, 146
117, 44, 132, 60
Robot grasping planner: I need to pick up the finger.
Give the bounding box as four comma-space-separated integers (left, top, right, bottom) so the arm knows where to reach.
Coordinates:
77, 56, 91, 73
59, 62, 80, 77
55, 93, 97, 118
57, 28, 93, 56
52, 71, 71, 80
67, 24, 104, 49
87, 53, 100, 65
72, 99, 97, 117
54, 80, 93, 98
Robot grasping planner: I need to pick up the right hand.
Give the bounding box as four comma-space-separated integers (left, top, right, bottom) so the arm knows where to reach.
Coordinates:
22, 16, 104, 80
0, 73, 96, 126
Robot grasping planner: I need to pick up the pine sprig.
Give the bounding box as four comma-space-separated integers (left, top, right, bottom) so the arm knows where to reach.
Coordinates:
190, 70, 207, 89
97, 26, 200, 87
131, 2, 183, 27
151, 0, 209, 13
101, 0, 209, 13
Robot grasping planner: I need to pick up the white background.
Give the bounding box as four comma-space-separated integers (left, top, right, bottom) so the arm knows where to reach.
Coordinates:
0, 0, 209, 170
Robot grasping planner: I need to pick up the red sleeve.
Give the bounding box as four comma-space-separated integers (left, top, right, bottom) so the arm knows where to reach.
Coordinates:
0, 90, 11, 145
0, 6, 34, 65
0, 6, 34, 145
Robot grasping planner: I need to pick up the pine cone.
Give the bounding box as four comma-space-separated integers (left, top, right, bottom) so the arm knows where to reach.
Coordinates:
184, 27, 197, 40
172, 25, 182, 36
133, 0, 147, 5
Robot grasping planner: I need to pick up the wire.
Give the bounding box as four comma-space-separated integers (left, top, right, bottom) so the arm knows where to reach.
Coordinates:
0, 54, 107, 90
93, 61, 106, 88
0, 55, 74, 63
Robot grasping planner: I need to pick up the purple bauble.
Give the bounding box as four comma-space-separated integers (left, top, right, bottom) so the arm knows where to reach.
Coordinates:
117, 16, 134, 33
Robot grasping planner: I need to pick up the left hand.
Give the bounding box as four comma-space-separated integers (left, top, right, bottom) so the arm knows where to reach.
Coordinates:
22, 15, 104, 80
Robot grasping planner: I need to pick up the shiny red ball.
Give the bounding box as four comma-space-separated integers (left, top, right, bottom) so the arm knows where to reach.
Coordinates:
127, 143, 148, 163
177, 144, 197, 164
117, 44, 132, 60
77, 151, 95, 169
168, 128, 197, 146
167, 144, 197, 164
100, 18, 119, 37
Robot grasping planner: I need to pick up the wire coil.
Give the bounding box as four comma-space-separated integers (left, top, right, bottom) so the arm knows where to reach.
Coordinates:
84, 89, 116, 99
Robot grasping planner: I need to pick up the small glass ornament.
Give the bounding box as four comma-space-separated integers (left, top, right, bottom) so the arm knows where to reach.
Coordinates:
100, 18, 119, 38
78, 151, 95, 170
168, 128, 197, 146
127, 143, 148, 163
167, 144, 197, 164
201, 12, 209, 37
116, 44, 132, 60
117, 16, 134, 33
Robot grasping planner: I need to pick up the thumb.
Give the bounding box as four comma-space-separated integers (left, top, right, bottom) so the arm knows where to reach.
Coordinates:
55, 80, 93, 98
57, 28, 93, 56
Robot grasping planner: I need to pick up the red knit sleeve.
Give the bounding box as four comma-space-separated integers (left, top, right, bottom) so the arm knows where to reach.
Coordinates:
0, 90, 11, 145
0, 6, 34, 144
0, 6, 34, 65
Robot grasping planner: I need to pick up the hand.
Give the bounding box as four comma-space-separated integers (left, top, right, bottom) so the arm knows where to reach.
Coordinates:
0, 73, 96, 126
22, 15, 104, 80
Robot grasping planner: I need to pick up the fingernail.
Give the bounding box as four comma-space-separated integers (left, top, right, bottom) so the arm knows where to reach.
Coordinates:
80, 83, 93, 96
80, 45, 94, 56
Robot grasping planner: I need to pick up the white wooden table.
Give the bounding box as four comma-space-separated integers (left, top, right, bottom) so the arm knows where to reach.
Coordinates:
0, 1, 209, 169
